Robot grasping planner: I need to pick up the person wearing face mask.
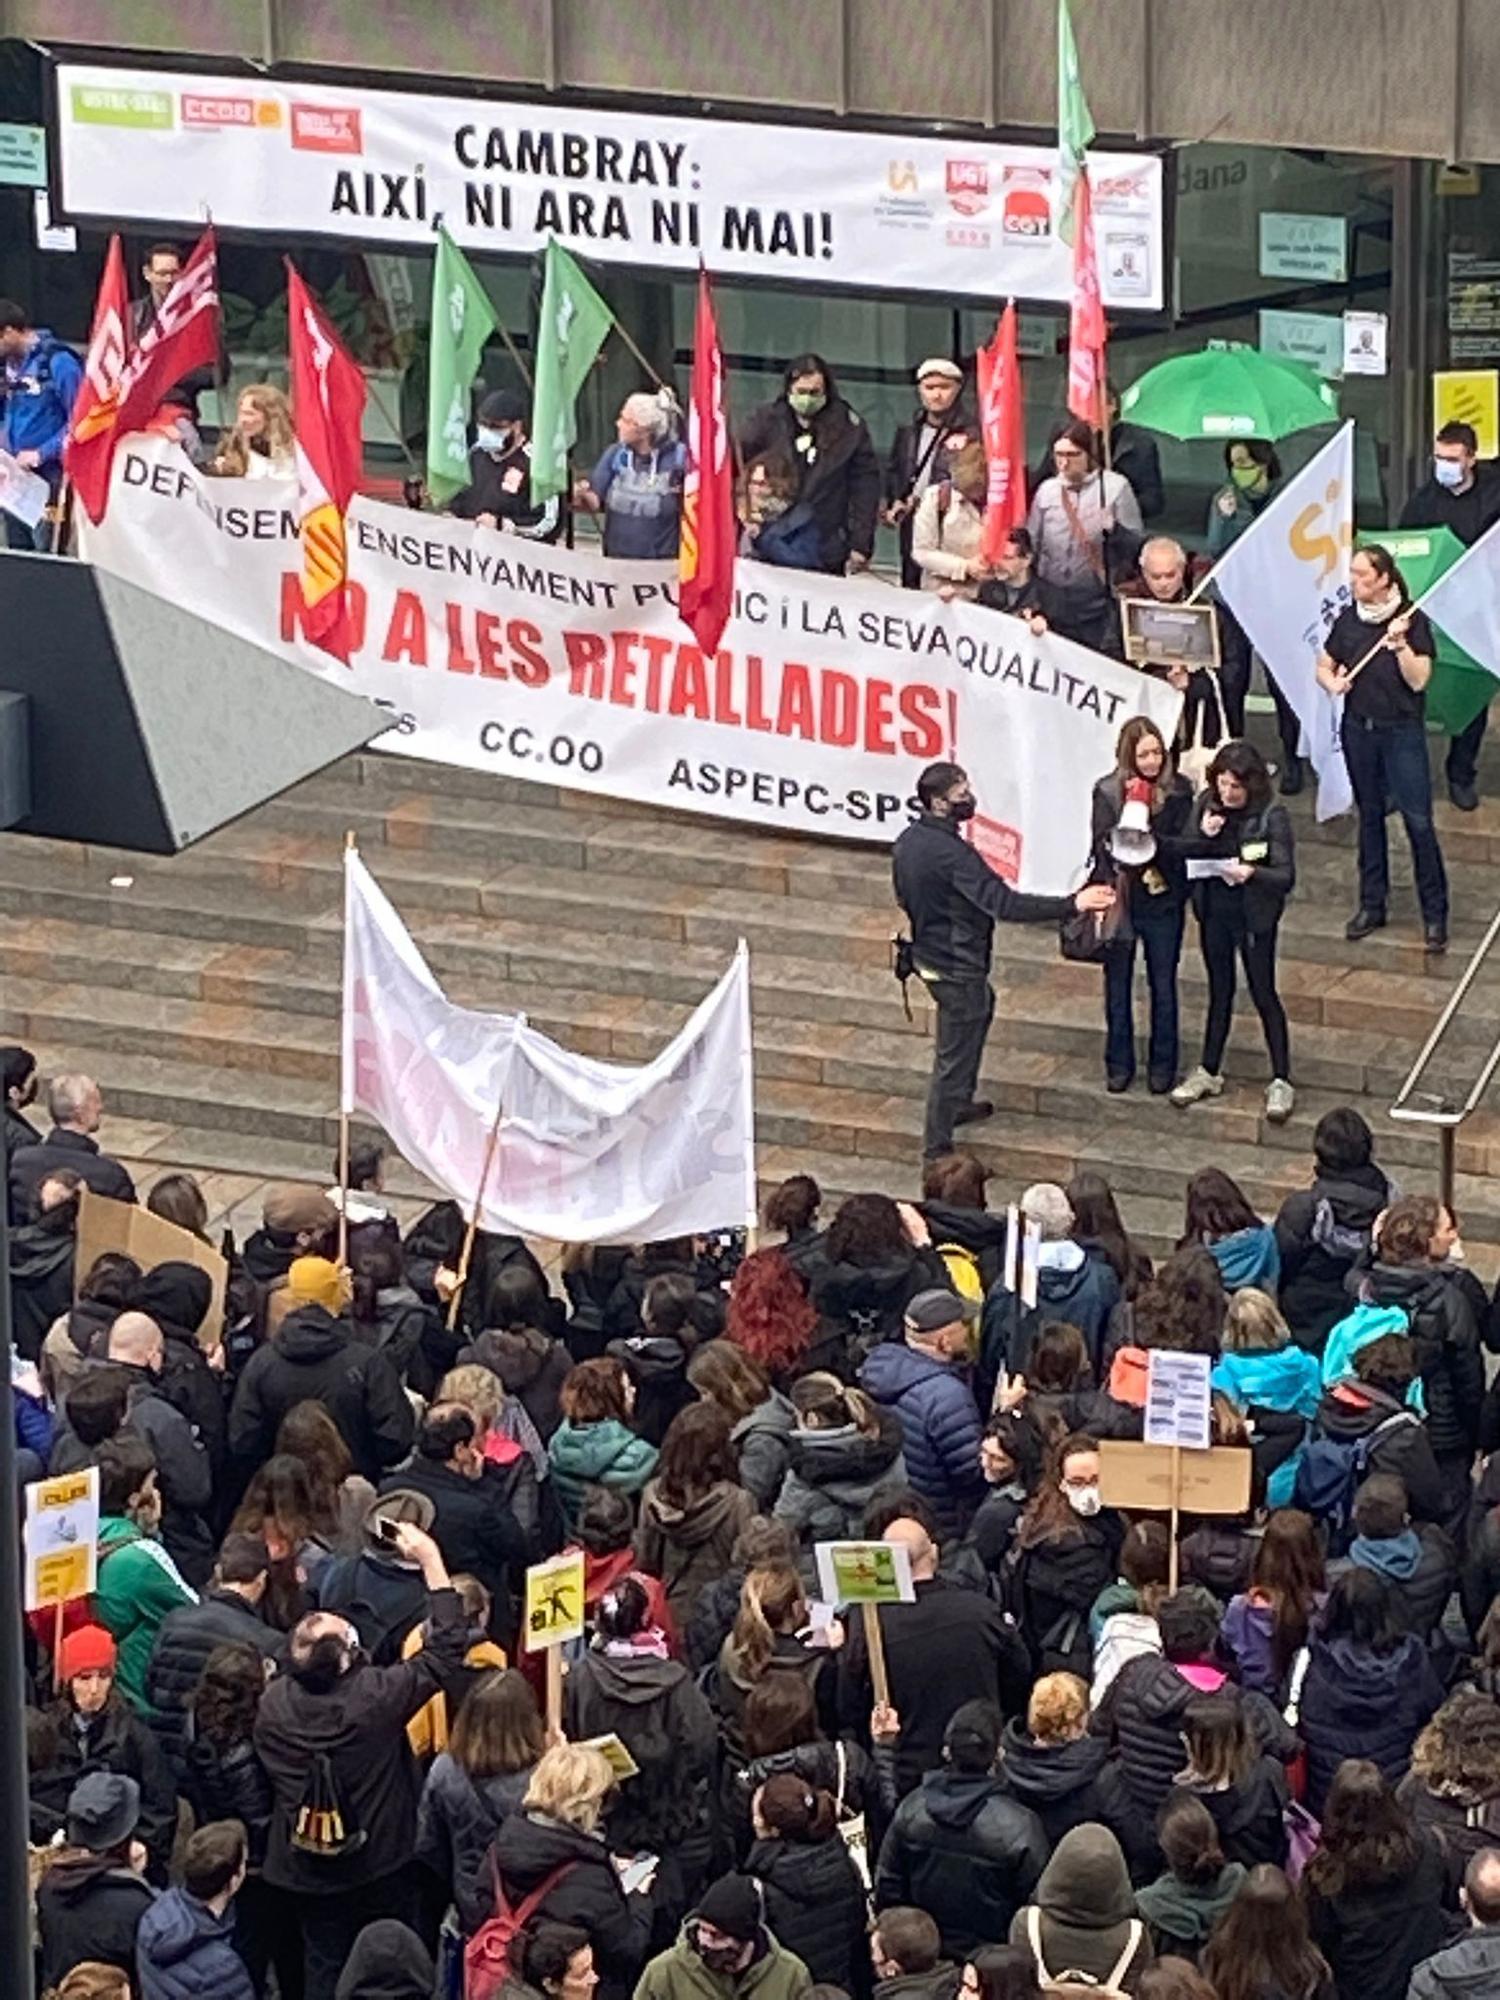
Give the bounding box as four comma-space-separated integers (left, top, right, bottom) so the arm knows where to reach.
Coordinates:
574, 390, 688, 560
636, 1870, 814, 2000
893, 760, 1115, 1160
1316, 544, 1449, 954
739, 352, 881, 577
887, 359, 978, 586
91, 1435, 198, 1715
1401, 420, 1500, 811
1090, 716, 1194, 1097
254, 1521, 462, 1991
105, 1310, 214, 1587
1009, 1435, 1122, 1681
738, 450, 823, 571
911, 442, 993, 600
1026, 420, 1144, 652
450, 389, 561, 540
975, 526, 1065, 634
1171, 740, 1296, 1124
1205, 441, 1303, 796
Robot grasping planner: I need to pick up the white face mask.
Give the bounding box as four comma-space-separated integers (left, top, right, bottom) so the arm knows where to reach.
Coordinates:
1065, 1483, 1102, 1518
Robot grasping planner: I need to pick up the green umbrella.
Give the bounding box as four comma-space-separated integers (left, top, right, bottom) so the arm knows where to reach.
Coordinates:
1360, 523, 1495, 735
1119, 347, 1340, 441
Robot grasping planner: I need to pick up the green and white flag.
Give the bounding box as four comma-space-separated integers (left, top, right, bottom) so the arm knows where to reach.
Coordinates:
530, 238, 614, 505
425, 226, 500, 504
1056, 0, 1095, 246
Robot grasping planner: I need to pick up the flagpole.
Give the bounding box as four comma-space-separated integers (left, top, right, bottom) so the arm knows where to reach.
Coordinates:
445, 1096, 507, 1333
496, 322, 534, 393
608, 320, 667, 393
1184, 421, 1354, 606
338, 829, 355, 1272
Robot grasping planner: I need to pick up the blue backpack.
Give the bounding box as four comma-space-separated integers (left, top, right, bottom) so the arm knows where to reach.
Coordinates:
1291, 1408, 1417, 1550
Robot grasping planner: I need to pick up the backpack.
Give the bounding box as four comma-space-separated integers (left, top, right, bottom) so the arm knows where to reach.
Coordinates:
1291, 1408, 1417, 1549
465, 1858, 575, 2000
291, 1749, 367, 1859
1025, 1906, 1143, 1998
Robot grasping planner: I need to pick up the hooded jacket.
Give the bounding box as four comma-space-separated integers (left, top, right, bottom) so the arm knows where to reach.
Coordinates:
979, 1246, 1122, 1395
94, 1516, 198, 1713
773, 1413, 909, 1545
1205, 1225, 1280, 1297
1300, 1629, 1444, 1814
749, 1831, 871, 1988
416, 1755, 531, 1935
860, 1341, 984, 1540
145, 1587, 284, 1764
1135, 1861, 1246, 1962
730, 1391, 799, 1509
1309, 1380, 1446, 1524
875, 1767, 1049, 1957
490, 1809, 653, 2000
1331, 1525, 1457, 1641
634, 1921, 814, 2000
228, 1304, 414, 1482
113, 1364, 215, 1586
1175, 1759, 1289, 1868
636, 1478, 757, 1630
1008, 1824, 1153, 1992
1275, 1163, 1392, 1348
463, 1324, 571, 1441
1212, 1345, 1322, 1422
1357, 1261, 1483, 1460
727, 1736, 882, 1862
40, 1295, 124, 1402
1303, 1835, 1449, 2000
548, 1419, 658, 1529
811, 1245, 951, 1359
333, 1917, 436, 2000
739, 390, 881, 571
606, 1333, 697, 1449
1010, 1516, 1123, 1680
132, 1264, 228, 1481
351, 1282, 436, 1385
1408, 1925, 1500, 2000
29, 1695, 179, 1876
998, 1718, 1129, 1849
37, 1851, 155, 1990
564, 1647, 717, 1863
8, 1207, 76, 1360
136, 1884, 254, 2000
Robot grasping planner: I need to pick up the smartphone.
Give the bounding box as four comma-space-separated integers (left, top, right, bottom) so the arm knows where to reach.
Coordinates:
375, 1518, 402, 1545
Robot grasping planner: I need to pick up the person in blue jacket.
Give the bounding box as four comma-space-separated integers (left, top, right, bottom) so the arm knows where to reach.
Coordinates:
738, 450, 823, 571
1212, 1287, 1320, 1505
136, 1817, 254, 2000
1180, 1168, 1279, 1296
0, 298, 82, 550
861, 1288, 985, 1541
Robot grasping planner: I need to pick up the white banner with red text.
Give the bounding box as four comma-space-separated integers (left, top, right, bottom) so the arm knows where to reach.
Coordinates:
77, 437, 1181, 895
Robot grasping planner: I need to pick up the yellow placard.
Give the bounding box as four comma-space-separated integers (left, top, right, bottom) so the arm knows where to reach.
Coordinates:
24, 1466, 100, 1612
1434, 370, 1500, 460
524, 1552, 586, 1652
580, 1732, 640, 1780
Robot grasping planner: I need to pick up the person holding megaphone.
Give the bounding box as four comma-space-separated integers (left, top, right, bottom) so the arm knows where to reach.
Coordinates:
1088, 717, 1194, 1097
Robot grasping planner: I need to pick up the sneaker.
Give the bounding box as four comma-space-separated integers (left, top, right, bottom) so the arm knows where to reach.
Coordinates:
1265, 1078, 1295, 1124
1279, 756, 1305, 798
1449, 779, 1479, 812
1171, 1066, 1224, 1107
1345, 907, 1387, 942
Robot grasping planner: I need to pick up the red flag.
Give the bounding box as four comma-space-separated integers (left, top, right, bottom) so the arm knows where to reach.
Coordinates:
287, 261, 367, 665
67, 229, 219, 523
1067, 170, 1107, 427
976, 303, 1027, 563
678, 268, 736, 654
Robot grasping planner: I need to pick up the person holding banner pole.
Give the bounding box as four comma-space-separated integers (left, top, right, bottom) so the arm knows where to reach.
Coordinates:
1315, 545, 1449, 955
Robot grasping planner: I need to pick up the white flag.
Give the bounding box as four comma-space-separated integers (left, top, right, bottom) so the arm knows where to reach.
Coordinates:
1207, 422, 1355, 820
341, 849, 756, 1243
1416, 514, 1500, 683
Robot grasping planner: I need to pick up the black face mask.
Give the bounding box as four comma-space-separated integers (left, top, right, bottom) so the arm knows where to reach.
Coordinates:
692, 1933, 747, 1976
947, 796, 977, 823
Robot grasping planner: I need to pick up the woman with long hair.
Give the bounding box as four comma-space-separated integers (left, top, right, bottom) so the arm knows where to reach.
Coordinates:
726, 1245, 827, 1386
1221, 1508, 1325, 1697
746, 1771, 870, 1989
210, 383, 296, 478
1400, 1690, 1500, 1902
1011, 1433, 1123, 1679
1174, 1692, 1288, 1869
1212, 1292, 1321, 1506
811, 1192, 949, 1362
1202, 1865, 1332, 2000
687, 1340, 797, 1509
1136, 1791, 1245, 1964
1303, 1759, 1447, 2000
273, 1400, 373, 1554
635, 1402, 755, 1630
417, 1666, 543, 1935
462, 1261, 572, 1444
1090, 714, 1194, 1097
1091, 1520, 1171, 1704
1172, 739, 1295, 1124
228, 1454, 328, 1626
1180, 1169, 1279, 1297
1317, 543, 1448, 953
546, 1357, 657, 1531
773, 1370, 908, 1546
715, 1564, 836, 1761
960, 1944, 1043, 2000
726, 1664, 883, 1863
761, 1176, 824, 1284
1299, 1569, 1444, 1815
1067, 1170, 1153, 1300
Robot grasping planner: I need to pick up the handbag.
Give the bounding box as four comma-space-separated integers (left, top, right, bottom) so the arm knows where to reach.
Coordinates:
1177, 666, 1226, 794
1059, 869, 1131, 964
832, 1738, 873, 1900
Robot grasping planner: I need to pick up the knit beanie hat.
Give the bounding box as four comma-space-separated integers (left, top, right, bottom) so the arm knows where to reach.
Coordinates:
58, 1624, 117, 1681
695, 1873, 763, 1942
286, 1256, 351, 1314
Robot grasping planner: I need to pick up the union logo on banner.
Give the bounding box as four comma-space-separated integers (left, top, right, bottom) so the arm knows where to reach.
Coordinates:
945, 161, 989, 217
967, 811, 1023, 886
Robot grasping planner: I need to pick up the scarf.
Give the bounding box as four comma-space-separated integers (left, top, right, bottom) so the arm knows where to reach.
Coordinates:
1355, 586, 1403, 624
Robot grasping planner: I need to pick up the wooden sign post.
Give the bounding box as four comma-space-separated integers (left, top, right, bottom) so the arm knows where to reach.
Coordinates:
814, 1539, 916, 1711
1099, 1436, 1252, 1592
24, 1467, 100, 1691
523, 1551, 586, 1737
1141, 1349, 1214, 1591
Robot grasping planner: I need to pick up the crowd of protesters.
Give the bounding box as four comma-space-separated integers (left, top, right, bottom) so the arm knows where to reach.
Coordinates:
8, 1030, 1500, 2000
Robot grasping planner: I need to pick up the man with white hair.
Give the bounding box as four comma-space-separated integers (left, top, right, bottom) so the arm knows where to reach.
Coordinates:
977, 1183, 1121, 1405
1131, 533, 1245, 742
8, 1068, 136, 1223
103, 1310, 214, 1585
573, 388, 687, 559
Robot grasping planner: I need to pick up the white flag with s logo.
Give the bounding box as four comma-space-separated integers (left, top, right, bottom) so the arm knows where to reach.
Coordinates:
1206, 422, 1355, 821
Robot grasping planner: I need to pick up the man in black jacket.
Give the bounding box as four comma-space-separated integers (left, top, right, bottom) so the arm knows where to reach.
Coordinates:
380, 1403, 531, 1639
448, 389, 561, 540
146, 1533, 284, 1765
228, 1293, 413, 1482
106, 1311, 214, 1587
875, 1700, 1048, 1958
255, 1521, 465, 1992
9, 1070, 136, 1223
893, 761, 1113, 1158
1330, 1473, 1457, 1644
885, 360, 977, 587
2, 1042, 40, 1161
737, 353, 881, 575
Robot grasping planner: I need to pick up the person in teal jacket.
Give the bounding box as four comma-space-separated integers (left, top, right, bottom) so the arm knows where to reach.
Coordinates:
1181, 1170, 1280, 1296
1212, 1288, 1322, 1506
92, 1435, 197, 1714
547, 1356, 659, 1530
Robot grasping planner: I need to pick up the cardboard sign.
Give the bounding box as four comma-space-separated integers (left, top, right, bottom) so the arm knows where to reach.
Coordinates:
1144, 1350, 1214, 1451
580, 1733, 640, 1781
76, 1187, 227, 1349
1098, 1439, 1252, 1516
1434, 370, 1500, 460
814, 1540, 916, 1607
523, 1551, 586, 1651
24, 1466, 99, 1611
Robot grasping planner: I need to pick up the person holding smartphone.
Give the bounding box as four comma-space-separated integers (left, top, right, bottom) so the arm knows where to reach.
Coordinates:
1171, 741, 1296, 1124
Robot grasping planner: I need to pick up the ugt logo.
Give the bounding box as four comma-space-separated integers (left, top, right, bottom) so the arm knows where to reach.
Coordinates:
946, 161, 989, 217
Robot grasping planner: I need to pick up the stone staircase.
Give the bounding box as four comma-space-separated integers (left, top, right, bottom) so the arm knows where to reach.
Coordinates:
5, 745, 1500, 1274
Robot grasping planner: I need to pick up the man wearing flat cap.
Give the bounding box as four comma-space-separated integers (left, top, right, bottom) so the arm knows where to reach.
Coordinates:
886, 359, 977, 587
860, 1288, 986, 1539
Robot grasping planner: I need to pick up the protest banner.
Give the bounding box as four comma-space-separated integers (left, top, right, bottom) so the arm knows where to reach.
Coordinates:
76, 1187, 228, 1347
25, 1465, 101, 1684
56, 62, 1164, 310
814, 1539, 915, 1708
1098, 1436, 1252, 1593
1143, 1349, 1214, 1588
80, 436, 1181, 896
524, 1551, 586, 1734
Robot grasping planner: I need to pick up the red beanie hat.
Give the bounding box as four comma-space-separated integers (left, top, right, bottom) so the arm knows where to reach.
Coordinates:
58, 1624, 117, 1681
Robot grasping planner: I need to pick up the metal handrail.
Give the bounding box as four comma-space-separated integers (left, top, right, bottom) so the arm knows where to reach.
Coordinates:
1389, 901, 1500, 1208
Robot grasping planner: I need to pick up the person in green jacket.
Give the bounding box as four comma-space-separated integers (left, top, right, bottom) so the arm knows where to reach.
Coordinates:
92, 1433, 197, 1714
548, 1357, 658, 1530
633, 1872, 813, 2000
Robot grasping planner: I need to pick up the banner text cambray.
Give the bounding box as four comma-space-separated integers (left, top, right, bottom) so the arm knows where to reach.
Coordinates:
79, 438, 1182, 895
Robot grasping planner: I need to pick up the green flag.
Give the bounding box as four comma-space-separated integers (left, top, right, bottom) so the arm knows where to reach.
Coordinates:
1057, 0, 1095, 245
426, 226, 501, 503
530, 238, 614, 504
